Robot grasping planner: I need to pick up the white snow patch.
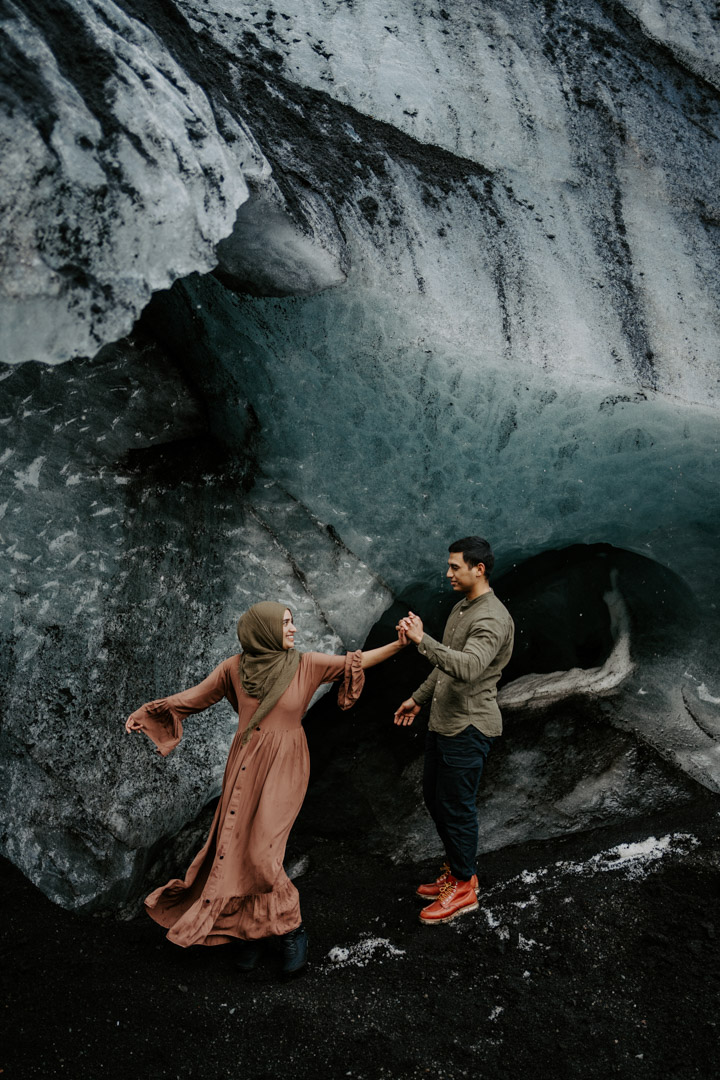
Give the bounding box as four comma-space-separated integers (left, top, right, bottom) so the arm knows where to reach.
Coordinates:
492, 833, 697, 899
326, 937, 406, 969
518, 934, 543, 952
560, 834, 699, 879
488, 1006, 504, 1021
477, 833, 698, 935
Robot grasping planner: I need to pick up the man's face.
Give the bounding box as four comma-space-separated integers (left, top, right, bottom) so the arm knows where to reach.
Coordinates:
447, 552, 484, 592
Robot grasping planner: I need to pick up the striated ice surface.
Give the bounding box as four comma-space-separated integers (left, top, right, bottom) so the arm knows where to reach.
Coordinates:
620, 0, 720, 88
174, 0, 720, 406
0, 0, 269, 365
177, 0, 587, 174
189, 0, 720, 168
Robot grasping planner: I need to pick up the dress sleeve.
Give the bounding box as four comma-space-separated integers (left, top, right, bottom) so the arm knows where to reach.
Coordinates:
337, 649, 364, 711
304, 650, 365, 710
128, 660, 233, 757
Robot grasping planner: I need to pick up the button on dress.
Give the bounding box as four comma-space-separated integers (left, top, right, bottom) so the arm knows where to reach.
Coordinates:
128, 650, 363, 946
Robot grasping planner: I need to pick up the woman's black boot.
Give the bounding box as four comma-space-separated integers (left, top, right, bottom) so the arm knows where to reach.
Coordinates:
235, 937, 265, 972
279, 923, 308, 977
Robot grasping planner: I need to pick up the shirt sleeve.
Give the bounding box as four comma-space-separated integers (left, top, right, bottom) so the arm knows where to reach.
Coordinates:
127, 660, 233, 757
412, 667, 438, 706
416, 616, 508, 683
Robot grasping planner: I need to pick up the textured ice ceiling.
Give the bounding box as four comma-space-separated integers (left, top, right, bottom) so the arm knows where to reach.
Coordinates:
0, 0, 719, 909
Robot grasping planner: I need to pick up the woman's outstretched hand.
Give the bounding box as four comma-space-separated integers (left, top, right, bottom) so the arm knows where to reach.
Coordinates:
125, 714, 143, 734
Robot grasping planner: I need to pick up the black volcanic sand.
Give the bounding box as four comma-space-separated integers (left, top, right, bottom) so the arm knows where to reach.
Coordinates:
2, 797, 720, 1080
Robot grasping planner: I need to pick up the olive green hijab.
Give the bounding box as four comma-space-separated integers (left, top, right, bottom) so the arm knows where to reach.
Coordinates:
237, 601, 301, 744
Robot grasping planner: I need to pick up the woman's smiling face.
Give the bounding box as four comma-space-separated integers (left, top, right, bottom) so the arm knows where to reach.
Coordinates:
282, 609, 297, 650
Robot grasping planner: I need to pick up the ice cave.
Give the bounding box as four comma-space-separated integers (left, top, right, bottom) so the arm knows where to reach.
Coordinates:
0, 0, 719, 911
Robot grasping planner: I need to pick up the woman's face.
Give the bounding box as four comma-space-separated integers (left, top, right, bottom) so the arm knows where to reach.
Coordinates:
282, 609, 297, 650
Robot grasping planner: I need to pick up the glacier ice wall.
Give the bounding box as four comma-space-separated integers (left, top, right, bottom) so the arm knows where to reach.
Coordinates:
0, 0, 269, 364
1, 0, 719, 909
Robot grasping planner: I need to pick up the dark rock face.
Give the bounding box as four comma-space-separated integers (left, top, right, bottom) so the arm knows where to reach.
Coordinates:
1, 0, 719, 909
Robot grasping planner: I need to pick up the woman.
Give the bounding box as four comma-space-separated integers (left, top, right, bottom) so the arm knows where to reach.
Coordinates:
125, 601, 405, 976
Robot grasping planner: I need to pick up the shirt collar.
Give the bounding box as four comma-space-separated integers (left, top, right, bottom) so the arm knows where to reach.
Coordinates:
459, 589, 494, 611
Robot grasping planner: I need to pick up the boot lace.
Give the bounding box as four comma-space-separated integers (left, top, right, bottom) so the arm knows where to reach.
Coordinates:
437, 877, 458, 903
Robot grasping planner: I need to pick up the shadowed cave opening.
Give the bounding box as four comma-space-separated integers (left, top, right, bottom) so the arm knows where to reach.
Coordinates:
498, 543, 619, 682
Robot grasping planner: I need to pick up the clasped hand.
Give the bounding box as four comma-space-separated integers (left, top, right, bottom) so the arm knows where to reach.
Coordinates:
392, 611, 424, 726
396, 611, 423, 645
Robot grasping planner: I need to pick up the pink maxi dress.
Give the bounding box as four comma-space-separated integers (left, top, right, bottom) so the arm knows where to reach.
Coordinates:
129, 650, 363, 947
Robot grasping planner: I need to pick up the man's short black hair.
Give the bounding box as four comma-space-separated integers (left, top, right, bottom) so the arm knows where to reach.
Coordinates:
448, 536, 495, 576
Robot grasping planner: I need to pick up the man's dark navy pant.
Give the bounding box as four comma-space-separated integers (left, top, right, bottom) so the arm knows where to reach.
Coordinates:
422, 726, 495, 882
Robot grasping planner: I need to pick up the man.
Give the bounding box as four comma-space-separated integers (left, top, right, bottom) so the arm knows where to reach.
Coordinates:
394, 536, 514, 925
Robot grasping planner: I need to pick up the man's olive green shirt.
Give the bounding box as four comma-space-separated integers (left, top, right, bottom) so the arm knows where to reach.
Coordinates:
411, 590, 514, 737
